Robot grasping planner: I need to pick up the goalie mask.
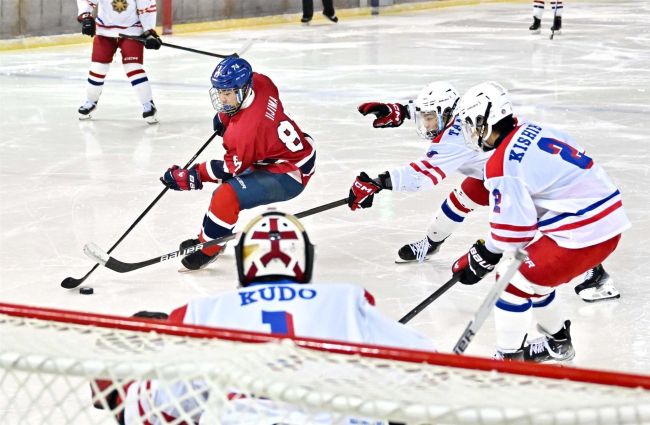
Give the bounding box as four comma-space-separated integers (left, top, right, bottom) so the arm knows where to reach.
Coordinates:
235, 211, 314, 287
457, 81, 513, 152
209, 56, 253, 115
414, 81, 460, 140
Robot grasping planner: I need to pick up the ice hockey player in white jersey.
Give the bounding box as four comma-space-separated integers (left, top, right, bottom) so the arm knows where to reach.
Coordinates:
451, 81, 630, 362
108, 211, 434, 424
353, 81, 617, 302
76, 0, 161, 123
529, 0, 563, 35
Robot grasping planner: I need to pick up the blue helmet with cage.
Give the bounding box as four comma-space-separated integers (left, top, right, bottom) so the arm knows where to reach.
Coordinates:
209, 56, 253, 115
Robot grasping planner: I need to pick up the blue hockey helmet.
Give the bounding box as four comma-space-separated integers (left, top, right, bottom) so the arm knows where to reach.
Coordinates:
209, 56, 253, 115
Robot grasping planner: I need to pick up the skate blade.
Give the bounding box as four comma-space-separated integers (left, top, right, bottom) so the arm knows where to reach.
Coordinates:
145, 115, 159, 125
394, 256, 431, 264
78, 114, 92, 121
530, 29, 541, 35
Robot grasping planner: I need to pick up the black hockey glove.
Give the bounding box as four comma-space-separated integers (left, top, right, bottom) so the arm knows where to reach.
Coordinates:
142, 29, 162, 50
213, 112, 226, 136
452, 239, 502, 285
78, 13, 95, 37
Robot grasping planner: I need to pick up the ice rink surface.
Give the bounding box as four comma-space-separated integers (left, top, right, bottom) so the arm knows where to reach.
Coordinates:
1, 1, 649, 375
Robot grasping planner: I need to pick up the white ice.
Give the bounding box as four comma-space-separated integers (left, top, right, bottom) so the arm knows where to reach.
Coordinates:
1, 1, 649, 377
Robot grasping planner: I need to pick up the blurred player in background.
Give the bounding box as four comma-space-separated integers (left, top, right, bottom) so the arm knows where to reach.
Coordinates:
529, 0, 563, 34
161, 57, 316, 272
451, 81, 630, 362
350, 81, 619, 303
76, 0, 162, 123
301, 0, 339, 23
95, 211, 433, 424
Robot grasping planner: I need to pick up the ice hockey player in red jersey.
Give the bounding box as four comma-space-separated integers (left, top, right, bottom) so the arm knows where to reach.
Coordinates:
93, 211, 433, 424
451, 81, 630, 362
161, 57, 316, 271
76, 0, 161, 123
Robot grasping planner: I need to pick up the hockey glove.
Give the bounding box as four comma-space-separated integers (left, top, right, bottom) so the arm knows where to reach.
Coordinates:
78, 13, 95, 37
452, 239, 503, 285
213, 112, 226, 136
161, 164, 203, 191
142, 29, 162, 50
348, 172, 384, 211
358, 102, 410, 128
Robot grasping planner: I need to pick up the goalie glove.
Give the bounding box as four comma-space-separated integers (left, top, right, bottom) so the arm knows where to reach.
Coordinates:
78, 13, 95, 37
347, 172, 390, 211
161, 164, 203, 191
358, 102, 410, 128
452, 239, 503, 285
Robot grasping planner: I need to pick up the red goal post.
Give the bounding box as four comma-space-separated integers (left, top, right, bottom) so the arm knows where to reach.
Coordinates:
1, 302, 649, 424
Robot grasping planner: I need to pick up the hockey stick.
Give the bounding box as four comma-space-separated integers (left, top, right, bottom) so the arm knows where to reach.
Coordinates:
550, 0, 559, 40
452, 248, 528, 354
398, 276, 459, 324
60, 130, 221, 289
83, 198, 348, 274
119, 33, 239, 58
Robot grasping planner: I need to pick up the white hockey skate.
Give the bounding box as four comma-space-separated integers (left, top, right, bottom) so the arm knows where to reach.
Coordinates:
143, 101, 159, 125
78, 100, 97, 120
574, 264, 620, 302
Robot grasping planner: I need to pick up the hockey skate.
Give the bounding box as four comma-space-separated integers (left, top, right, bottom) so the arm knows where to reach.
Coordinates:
78, 100, 97, 120
395, 236, 445, 264
496, 320, 575, 363
529, 17, 541, 34
178, 238, 220, 272
323, 11, 339, 23
574, 264, 620, 302
550, 16, 562, 35
143, 101, 158, 124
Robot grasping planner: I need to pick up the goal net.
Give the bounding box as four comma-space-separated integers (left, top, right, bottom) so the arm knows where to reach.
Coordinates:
1, 302, 649, 425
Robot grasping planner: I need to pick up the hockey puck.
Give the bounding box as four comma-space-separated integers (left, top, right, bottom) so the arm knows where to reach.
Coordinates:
79, 287, 94, 295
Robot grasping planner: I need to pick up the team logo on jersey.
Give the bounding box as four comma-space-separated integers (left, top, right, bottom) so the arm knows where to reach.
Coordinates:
112, 0, 128, 13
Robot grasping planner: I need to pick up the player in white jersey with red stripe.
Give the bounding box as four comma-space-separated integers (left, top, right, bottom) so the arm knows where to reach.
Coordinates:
451, 81, 630, 362
350, 82, 616, 301
76, 0, 161, 123
96, 211, 433, 424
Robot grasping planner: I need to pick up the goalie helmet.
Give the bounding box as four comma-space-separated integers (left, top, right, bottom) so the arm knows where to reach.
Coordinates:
414, 81, 460, 140
456, 81, 513, 152
209, 56, 253, 115
235, 211, 314, 287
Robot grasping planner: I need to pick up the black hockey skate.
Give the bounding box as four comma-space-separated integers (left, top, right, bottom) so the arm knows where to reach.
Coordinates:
178, 238, 219, 272
496, 321, 575, 363
574, 264, 620, 302
395, 236, 446, 264
323, 11, 339, 23
529, 17, 541, 33
550, 16, 562, 34
78, 100, 97, 120
143, 101, 158, 124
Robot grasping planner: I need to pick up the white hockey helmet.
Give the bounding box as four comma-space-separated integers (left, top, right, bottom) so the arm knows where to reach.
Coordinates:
456, 81, 513, 151
235, 211, 314, 287
414, 81, 460, 139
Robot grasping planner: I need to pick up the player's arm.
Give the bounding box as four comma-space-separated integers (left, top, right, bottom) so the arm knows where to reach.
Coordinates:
136, 0, 161, 49
212, 111, 231, 136
76, 0, 96, 37
357, 101, 414, 128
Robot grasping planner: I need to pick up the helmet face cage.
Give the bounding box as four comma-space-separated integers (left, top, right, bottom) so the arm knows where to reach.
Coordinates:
461, 104, 491, 152
235, 212, 314, 287
209, 57, 253, 115
414, 82, 460, 140
458, 81, 512, 152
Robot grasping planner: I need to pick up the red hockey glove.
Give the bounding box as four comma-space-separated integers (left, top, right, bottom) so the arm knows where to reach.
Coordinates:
348, 172, 383, 211
358, 102, 410, 128
161, 164, 203, 191
78, 13, 95, 37
142, 29, 162, 50
452, 240, 503, 285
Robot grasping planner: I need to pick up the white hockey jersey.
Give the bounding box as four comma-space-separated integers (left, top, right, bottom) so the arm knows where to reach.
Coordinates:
389, 117, 490, 192
77, 0, 157, 38
122, 281, 434, 424
484, 121, 631, 253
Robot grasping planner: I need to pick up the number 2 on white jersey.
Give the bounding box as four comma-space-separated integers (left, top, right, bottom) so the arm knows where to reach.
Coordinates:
277, 120, 303, 152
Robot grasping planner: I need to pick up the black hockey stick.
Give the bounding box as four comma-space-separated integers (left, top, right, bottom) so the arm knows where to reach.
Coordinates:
452, 249, 527, 354
60, 130, 221, 289
83, 198, 348, 274
398, 276, 459, 324
119, 33, 239, 58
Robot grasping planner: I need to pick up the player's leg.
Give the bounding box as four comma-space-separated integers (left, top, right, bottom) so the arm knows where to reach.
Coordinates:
321, 0, 338, 22
301, 0, 314, 22
119, 38, 158, 124
79, 35, 117, 119
396, 176, 488, 263
181, 170, 305, 271
550, 0, 563, 33
530, 0, 544, 33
